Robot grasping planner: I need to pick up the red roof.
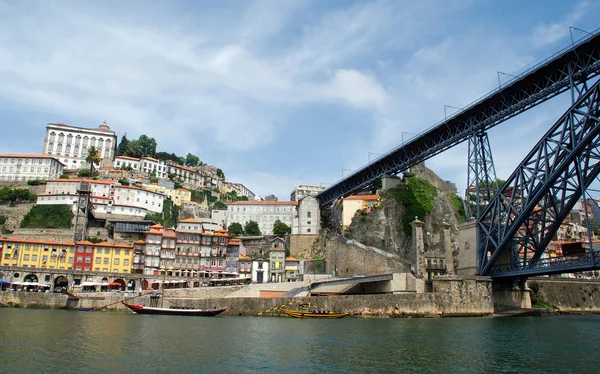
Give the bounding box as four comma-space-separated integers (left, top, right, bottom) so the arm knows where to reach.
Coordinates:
344, 194, 379, 201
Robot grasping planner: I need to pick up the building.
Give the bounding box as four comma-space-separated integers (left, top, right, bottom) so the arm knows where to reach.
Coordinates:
36, 179, 165, 219
0, 237, 133, 273
284, 257, 300, 281
239, 255, 252, 279
227, 182, 256, 201
0, 154, 65, 182
211, 209, 227, 228
226, 201, 298, 235
113, 155, 141, 171
290, 184, 325, 201
251, 256, 270, 284
142, 182, 191, 206
42, 121, 117, 170
292, 196, 320, 235
269, 238, 286, 282
182, 200, 210, 218
335, 194, 381, 229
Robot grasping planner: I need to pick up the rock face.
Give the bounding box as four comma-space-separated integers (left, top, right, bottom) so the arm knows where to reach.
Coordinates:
344, 163, 462, 274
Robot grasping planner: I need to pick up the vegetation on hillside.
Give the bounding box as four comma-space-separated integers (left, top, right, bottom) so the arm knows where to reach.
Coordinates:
244, 220, 261, 236
20, 205, 73, 228
383, 172, 438, 236
449, 194, 466, 223
273, 220, 291, 237
227, 222, 244, 237
145, 199, 180, 228
0, 186, 37, 204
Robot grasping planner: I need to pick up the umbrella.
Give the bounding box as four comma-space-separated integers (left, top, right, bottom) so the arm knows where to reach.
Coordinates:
0, 280, 11, 286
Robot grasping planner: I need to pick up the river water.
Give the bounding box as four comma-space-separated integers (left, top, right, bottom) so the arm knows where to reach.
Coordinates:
0, 309, 598, 373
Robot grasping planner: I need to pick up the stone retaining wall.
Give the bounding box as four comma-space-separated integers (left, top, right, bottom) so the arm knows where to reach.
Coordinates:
533, 278, 600, 313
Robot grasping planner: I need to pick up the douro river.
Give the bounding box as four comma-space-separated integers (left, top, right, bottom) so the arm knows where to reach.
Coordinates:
0, 309, 598, 373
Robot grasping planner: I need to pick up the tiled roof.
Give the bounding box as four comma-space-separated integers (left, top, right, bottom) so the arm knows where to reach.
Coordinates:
344, 194, 380, 201
179, 218, 201, 223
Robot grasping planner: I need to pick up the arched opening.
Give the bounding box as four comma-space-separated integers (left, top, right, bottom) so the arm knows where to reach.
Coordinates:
110, 278, 126, 290
54, 276, 69, 292
127, 279, 136, 291
24, 274, 38, 283
141, 279, 149, 290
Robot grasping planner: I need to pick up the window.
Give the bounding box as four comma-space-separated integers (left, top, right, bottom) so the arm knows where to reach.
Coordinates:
124, 259, 129, 266
32, 255, 38, 261
85, 257, 91, 263
114, 259, 120, 265
24, 254, 30, 261
86, 247, 92, 253
103, 258, 109, 265
95, 258, 101, 264
77, 256, 83, 262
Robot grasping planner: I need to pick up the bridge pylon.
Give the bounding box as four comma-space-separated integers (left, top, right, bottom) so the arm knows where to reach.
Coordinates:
465, 130, 498, 221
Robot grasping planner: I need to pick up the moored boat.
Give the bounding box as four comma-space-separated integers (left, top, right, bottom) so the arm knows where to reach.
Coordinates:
281, 308, 348, 319
122, 301, 227, 316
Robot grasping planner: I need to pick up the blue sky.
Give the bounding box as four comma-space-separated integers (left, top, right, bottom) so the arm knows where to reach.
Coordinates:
0, 0, 599, 200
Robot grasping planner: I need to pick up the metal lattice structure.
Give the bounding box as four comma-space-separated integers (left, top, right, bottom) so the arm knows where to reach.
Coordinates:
72, 182, 92, 242
317, 30, 600, 208
465, 131, 498, 220
478, 79, 600, 277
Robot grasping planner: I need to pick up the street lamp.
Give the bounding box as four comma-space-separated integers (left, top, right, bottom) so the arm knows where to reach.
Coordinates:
401, 131, 416, 145
368, 152, 382, 165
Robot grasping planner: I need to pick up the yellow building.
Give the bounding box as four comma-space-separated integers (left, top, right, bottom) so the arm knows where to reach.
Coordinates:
89, 242, 134, 274
142, 183, 191, 206
0, 238, 133, 273
0, 238, 75, 270
340, 194, 380, 229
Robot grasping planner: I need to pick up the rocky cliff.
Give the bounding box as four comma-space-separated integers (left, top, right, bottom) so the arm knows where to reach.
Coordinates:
344, 163, 463, 273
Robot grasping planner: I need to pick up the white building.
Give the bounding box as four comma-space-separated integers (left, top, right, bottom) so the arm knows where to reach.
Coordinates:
291, 196, 320, 235
251, 257, 270, 284
226, 201, 297, 235
0, 154, 64, 182
228, 182, 256, 201
36, 178, 164, 218
42, 121, 117, 170
211, 209, 227, 228
290, 184, 325, 201
114, 155, 141, 171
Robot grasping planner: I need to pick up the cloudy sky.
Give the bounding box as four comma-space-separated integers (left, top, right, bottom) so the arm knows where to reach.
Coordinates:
1, 0, 598, 200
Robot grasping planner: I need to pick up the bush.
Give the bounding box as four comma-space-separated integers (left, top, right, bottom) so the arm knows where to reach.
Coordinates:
0, 215, 5, 225
386, 174, 437, 236
0, 186, 37, 203
20, 205, 73, 228
59, 174, 70, 179
27, 179, 43, 186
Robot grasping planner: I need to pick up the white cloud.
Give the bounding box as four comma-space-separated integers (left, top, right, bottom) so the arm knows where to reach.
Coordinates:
530, 1, 591, 46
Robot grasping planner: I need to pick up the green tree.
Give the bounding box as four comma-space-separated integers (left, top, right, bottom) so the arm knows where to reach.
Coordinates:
77, 169, 92, 177
213, 201, 227, 209
216, 168, 224, 178
118, 178, 130, 186
126, 140, 143, 158
244, 220, 261, 236
185, 153, 200, 167
85, 146, 102, 175
117, 134, 130, 156
273, 220, 291, 237
228, 222, 244, 237
59, 174, 69, 179
138, 135, 157, 157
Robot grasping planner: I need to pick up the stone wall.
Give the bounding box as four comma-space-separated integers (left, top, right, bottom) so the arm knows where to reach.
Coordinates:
457, 221, 478, 275
323, 237, 411, 277
289, 234, 319, 259
7, 227, 112, 243
0, 203, 35, 232
532, 278, 600, 313
0, 276, 495, 317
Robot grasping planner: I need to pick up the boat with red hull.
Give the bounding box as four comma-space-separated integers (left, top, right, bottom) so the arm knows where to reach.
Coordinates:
122, 301, 227, 316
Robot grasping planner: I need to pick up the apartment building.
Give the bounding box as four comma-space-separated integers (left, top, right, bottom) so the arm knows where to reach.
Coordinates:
0, 154, 64, 182
290, 184, 325, 201
226, 201, 298, 235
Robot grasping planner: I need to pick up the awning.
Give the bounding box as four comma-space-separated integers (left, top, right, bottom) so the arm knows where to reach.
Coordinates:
284, 266, 298, 271
80, 282, 99, 287
0, 280, 10, 285
108, 282, 121, 287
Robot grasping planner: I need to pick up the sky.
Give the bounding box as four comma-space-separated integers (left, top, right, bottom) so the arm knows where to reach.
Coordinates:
1, 0, 599, 200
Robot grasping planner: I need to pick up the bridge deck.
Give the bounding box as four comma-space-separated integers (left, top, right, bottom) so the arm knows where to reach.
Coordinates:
317, 29, 600, 207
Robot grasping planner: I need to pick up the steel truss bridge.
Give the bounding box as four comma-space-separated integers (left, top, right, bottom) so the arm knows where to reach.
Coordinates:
316, 28, 600, 279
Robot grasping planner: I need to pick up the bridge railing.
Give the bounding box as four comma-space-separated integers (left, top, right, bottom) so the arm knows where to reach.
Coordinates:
489, 251, 599, 278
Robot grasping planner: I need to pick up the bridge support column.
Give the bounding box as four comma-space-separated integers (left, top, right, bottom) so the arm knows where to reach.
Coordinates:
441, 221, 455, 275
410, 218, 425, 279
492, 279, 532, 312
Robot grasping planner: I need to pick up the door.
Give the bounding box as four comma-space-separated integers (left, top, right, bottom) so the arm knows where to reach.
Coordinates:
257, 271, 263, 284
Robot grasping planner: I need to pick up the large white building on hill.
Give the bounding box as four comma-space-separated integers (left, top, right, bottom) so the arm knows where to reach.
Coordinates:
42, 121, 117, 170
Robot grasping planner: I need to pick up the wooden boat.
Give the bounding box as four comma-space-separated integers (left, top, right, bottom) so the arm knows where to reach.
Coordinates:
77, 307, 95, 312
122, 301, 227, 316
281, 308, 348, 319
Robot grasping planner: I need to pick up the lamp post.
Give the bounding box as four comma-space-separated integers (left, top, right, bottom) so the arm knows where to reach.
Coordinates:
401, 132, 416, 145
368, 152, 382, 165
